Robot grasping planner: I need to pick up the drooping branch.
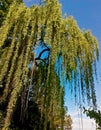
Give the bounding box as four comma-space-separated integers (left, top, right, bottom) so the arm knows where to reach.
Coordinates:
0, 1, 99, 130
35, 48, 50, 60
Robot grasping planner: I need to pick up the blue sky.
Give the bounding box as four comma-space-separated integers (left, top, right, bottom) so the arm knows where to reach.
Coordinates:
59, 1, 101, 129
57, 1, 101, 89
59, 0, 101, 103
23, 0, 101, 129
60, 0, 101, 40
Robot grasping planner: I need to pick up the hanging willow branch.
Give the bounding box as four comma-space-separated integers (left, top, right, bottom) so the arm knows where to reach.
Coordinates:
0, 0, 99, 129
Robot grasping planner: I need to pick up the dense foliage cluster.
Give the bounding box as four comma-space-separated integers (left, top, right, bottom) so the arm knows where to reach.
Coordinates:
0, 0, 99, 130
0, 0, 23, 26
84, 108, 101, 129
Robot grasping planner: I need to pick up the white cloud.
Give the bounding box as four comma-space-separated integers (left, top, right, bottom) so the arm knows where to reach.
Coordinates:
68, 109, 96, 130
73, 117, 96, 130
71, 113, 96, 130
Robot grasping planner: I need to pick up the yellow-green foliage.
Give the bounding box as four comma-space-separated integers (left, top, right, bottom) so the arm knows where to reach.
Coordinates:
0, 0, 99, 129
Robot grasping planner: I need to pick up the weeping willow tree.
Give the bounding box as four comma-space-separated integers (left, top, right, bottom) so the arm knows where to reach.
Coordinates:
0, 0, 99, 130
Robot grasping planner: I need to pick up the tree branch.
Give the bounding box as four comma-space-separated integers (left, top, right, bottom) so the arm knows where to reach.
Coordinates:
35, 48, 50, 61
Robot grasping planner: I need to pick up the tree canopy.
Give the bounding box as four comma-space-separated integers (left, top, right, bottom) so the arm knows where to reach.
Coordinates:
0, 0, 99, 130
